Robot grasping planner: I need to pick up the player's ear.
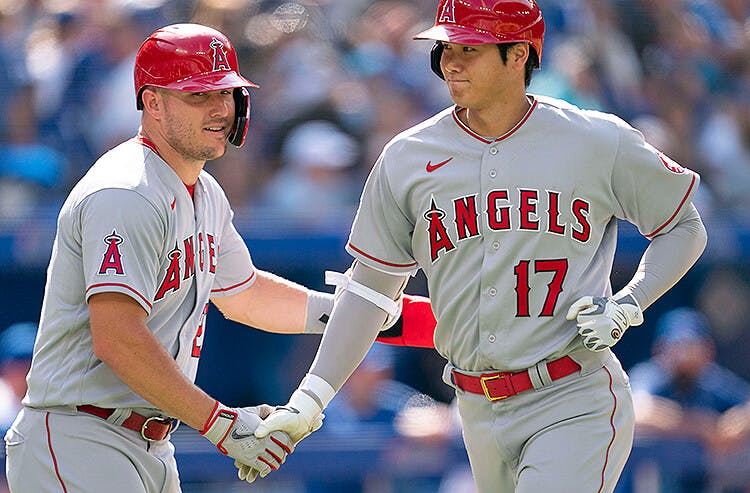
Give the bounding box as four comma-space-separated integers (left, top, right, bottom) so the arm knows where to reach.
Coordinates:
509, 43, 529, 67
140, 87, 163, 118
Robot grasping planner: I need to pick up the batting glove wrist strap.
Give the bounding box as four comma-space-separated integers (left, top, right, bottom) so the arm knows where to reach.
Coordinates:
566, 294, 644, 352
292, 373, 336, 420
255, 373, 334, 443
612, 292, 644, 326
200, 401, 238, 452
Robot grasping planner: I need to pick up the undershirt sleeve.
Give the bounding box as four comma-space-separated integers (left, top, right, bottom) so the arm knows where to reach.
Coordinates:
308, 262, 411, 391
616, 203, 707, 310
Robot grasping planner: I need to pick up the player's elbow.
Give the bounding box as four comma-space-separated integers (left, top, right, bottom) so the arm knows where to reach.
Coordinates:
91, 332, 117, 364
89, 322, 127, 365
696, 218, 708, 254
685, 213, 707, 260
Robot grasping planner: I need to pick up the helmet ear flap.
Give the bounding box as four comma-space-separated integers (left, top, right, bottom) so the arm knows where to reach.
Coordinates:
430, 42, 445, 80
228, 87, 251, 147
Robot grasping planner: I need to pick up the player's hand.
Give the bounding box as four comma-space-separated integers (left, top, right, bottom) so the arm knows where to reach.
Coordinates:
200, 401, 294, 480
230, 404, 282, 484
254, 401, 325, 444
255, 374, 334, 444
566, 294, 643, 351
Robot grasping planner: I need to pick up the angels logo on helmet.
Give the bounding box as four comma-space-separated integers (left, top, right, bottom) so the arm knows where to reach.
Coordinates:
210, 37, 232, 71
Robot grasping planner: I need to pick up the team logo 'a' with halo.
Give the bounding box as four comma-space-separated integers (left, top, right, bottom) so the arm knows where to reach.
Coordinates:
210, 37, 231, 71
439, 0, 455, 23
98, 230, 125, 275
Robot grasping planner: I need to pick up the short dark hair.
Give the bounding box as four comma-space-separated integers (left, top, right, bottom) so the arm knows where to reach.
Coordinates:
497, 43, 539, 87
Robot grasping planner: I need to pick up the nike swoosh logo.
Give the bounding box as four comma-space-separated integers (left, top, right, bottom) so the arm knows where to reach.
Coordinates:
231, 429, 256, 440
425, 157, 453, 173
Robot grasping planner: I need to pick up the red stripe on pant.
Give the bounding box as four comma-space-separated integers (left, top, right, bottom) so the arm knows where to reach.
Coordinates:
46, 412, 69, 493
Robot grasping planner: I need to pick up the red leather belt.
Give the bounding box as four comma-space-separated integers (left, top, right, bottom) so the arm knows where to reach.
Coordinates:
77, 405, 174, 441
451, 356, 581, 401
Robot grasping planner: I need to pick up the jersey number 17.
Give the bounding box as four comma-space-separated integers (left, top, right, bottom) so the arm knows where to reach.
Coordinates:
514, 258, 568, 317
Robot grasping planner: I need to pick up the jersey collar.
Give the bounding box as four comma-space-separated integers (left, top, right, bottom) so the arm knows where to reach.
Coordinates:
452, 96, 537, 144
134, 132, 166, 162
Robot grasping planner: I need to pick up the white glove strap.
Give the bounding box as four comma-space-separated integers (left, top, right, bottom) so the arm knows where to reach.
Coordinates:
325, 271, 400, 318
289, 373, 336, 422
200, 401, 236, 447
612, 292, 644, 326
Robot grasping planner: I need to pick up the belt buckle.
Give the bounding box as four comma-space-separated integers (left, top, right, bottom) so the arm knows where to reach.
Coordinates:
140, 416, 172, 442
480, 374, 508, 402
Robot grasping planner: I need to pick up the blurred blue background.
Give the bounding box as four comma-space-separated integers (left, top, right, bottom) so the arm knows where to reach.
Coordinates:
0, 0, 749, 491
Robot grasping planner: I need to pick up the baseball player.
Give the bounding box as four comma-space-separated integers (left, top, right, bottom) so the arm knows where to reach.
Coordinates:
255, 1, 708, 492
1, 23, 432, 492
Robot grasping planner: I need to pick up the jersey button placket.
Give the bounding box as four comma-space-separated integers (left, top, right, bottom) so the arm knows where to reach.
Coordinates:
479, 142, 500, 357
489, 145, 499, 178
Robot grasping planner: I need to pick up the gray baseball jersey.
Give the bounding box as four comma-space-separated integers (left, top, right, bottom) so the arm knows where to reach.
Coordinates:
23, 135, 256, 410
347, 95, 698, 373
345, 95, 698, 491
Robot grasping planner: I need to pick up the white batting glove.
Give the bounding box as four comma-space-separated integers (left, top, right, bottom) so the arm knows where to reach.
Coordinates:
566, 293, 643, 352
255, 373, 334, 444
200, 402, 294, 481
231, 404, 276, 484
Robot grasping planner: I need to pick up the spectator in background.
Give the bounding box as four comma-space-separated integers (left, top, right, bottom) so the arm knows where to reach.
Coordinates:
255, 120, 361, 231
0, 1, 67, 219
625, 308, 750, 493
0, 322, 37, 435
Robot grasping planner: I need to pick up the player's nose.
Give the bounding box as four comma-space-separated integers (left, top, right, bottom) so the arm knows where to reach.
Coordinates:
440, 48, 461, 74
207, 91, 234, 118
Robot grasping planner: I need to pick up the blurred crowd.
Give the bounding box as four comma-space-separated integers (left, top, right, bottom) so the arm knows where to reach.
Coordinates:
0, 0, 749, 233
1, 0, 750, 491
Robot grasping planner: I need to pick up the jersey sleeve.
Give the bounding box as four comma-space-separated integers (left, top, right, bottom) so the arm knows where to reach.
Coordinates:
210, 209, 256, 297
346, 152, 419, 275
611, 121, 700, 238
80, 189, 164, 313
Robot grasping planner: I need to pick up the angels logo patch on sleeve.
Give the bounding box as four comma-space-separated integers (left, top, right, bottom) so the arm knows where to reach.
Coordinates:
98, 230, 125, 275
658, 151, 686, 174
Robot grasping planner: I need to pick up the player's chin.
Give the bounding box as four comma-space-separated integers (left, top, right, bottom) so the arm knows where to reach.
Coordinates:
203, 132, 229, 154
446, 88, 469, 106
196, 142, 227, 161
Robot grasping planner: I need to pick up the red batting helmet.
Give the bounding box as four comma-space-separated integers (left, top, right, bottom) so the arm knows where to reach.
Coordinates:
413, 0, 545, 79
134, 23, 259, 147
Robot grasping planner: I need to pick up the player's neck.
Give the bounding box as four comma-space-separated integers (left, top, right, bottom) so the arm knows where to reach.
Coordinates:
138, 128, 203, 186
463, 95, 532, 138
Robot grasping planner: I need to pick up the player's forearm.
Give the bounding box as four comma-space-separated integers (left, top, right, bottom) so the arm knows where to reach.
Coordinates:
617, 204, 707, 310
92, 321, 214, 429
213, 270, 314, 333
309, 291, 387, 390
89, 295, 215, 429
309, 264, 408, 390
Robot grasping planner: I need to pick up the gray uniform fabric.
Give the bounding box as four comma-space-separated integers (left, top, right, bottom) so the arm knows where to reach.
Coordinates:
6, 136, 255, 492
335, 95, 701, 491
